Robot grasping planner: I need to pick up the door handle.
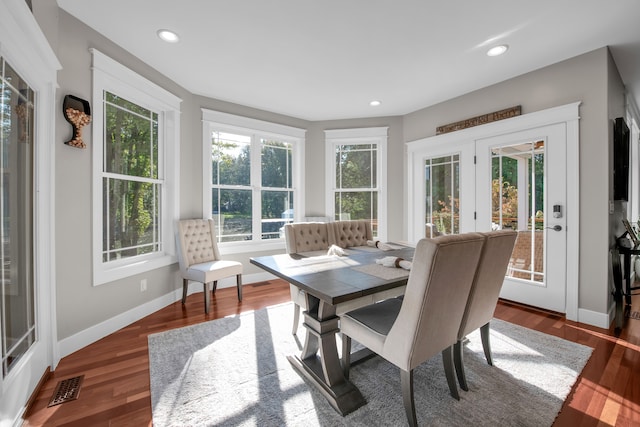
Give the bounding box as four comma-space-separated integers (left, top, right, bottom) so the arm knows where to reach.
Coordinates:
545, 225, 562, 232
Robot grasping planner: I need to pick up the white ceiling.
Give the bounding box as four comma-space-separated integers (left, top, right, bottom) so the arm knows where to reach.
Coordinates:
58, 0, 640, 121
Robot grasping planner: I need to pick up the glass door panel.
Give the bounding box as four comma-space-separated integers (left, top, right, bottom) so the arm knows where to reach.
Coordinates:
491, 141, 545, 284
1, 57, 35, 378
425, 154, 460, 237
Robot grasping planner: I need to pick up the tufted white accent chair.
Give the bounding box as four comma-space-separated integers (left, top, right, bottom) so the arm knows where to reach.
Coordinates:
328, 220, 373, 248
176, 219, 243, 314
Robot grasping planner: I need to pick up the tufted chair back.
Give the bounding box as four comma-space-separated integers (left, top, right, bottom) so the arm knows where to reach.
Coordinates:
176, 219, 221, 269
329, 220, 373, 248
283, 222, 331, 254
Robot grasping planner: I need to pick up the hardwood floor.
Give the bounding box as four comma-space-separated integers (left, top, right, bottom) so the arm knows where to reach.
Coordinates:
22, 279, 640, 426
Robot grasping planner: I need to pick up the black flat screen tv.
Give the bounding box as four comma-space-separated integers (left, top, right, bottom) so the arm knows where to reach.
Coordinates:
613, 117, 630, 201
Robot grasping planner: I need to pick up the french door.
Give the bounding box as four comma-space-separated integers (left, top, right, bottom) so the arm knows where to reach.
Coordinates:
475, 124, 567, 312
1, 0, 60, 422
408, 107, 577, 314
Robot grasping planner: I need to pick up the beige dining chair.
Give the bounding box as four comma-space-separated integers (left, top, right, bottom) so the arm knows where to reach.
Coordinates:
175, 219, 243, 314
454, 229, 518, 391
340, 233, 485, 427
283, 222, 331, 334
327, 219, 373, 248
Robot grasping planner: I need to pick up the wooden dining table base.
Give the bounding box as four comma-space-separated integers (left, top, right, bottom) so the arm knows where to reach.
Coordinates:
286, 293, 366, 416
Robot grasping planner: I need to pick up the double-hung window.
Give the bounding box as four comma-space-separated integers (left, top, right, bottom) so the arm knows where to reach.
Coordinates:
92, 49, 181, 285
325, 127, 387, 239
202, 110, 305, 251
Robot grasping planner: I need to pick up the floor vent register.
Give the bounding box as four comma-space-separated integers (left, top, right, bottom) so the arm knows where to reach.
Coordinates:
48, 375, 84, 407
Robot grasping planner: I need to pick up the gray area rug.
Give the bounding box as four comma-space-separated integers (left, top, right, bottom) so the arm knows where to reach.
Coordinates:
148, 302, 592, 426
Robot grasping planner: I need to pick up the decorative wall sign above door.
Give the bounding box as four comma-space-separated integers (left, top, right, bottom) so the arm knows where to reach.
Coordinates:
436, 106, 521, 135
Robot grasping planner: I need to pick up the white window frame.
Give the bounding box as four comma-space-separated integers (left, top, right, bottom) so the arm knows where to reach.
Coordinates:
202, 109, 305, 254
325, 127, 388, 240
91, 49, 181, 285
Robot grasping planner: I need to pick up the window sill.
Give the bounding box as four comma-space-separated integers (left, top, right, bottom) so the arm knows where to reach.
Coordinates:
218, 239, 286, 255
93, 253, 177, 286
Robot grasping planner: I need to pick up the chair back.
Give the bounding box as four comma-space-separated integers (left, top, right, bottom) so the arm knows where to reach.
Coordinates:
383, 233, 485, 371
457, 230, 518, 339
176, 219, 221, 269
328, 220, 373, 248
283, 222, 331, 254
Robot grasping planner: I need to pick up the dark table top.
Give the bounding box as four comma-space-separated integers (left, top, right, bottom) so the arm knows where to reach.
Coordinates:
250, 246, 414, 305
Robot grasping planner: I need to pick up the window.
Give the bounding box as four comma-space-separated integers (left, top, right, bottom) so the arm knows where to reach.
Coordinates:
425, 154, 460, 237
325, 127, 387, 239
202, 110, 304, 251
92, 49, 181, 285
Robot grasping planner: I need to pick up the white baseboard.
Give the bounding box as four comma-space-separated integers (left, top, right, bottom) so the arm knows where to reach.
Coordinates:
578, 305, 612, 329
56, 290, 179, 363
56, 272, 277, 363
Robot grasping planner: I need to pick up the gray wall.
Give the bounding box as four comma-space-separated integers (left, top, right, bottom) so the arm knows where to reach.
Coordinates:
34, 0, 625, 341
50, 10, 190, 340
34, 4, 405, 340
404, 47, 620, 316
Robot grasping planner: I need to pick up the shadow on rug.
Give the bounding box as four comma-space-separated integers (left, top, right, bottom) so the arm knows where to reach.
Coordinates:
148, 302, 592, 426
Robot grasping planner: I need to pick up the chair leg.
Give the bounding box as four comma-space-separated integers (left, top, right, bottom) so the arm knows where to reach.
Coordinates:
181, 279, 189, 304
203, 282, 210, 314
453, 339, 469, 391
236, 274, 243, 301
292, 304, 300, 335
480, 322, 492, 366
341, 334, 351, 379
212, 281, 218, 293
442, 346, 460, 400
401, 369, 418, 427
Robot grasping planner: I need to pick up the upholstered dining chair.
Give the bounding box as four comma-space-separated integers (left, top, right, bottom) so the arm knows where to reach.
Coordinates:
340, 233, 485, 427
327, 219, 373, 248
283, 222, 331, 334
454, 229, 518, 391
175, 219, 243, 314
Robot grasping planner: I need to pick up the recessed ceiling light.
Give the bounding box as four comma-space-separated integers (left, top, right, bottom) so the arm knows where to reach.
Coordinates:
369, 100, 381, 107
487, 45, 508, 57
157, 29, 180, 43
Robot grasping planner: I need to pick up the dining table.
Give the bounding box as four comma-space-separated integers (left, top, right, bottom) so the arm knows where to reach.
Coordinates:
250, 244, 414, 416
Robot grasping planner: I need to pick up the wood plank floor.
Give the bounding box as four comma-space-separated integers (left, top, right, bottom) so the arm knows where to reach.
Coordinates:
22, 279, 640, 426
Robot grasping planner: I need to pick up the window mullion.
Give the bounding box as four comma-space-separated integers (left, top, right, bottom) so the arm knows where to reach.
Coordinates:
252, 135, 262, 241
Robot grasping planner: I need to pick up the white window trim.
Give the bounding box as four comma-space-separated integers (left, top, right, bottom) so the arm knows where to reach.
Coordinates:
325, 127, 388, 240
91, 49, 181, 285
202, 109, 305, 254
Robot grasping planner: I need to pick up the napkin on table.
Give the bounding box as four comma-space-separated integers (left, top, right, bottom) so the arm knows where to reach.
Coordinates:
376, 256, 412, 270
367, 240, 393, 251
327, 244, 346, 256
